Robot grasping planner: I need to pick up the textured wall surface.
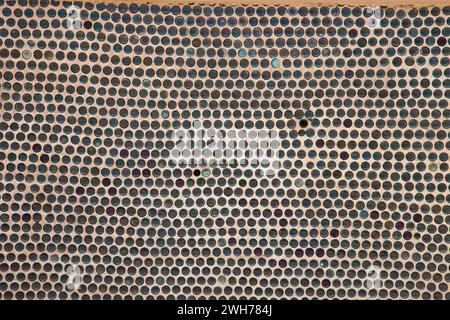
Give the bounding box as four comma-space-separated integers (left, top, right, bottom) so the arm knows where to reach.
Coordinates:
0, 1, 448, 300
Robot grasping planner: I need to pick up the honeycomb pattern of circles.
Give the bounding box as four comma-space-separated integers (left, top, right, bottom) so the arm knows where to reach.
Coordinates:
0, 0, 449, 300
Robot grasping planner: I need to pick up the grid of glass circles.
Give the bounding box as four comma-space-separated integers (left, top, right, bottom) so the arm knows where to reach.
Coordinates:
0, 0, 449, 300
